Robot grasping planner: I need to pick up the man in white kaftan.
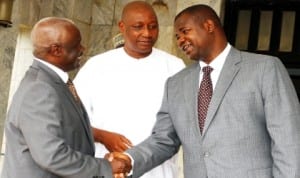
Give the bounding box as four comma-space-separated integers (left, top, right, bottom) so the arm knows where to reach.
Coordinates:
74, 1, 185, 177
74, 46, 184, 178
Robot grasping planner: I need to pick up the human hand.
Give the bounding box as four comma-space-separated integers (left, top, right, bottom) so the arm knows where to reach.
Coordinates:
105, 152, 132, 177
93, 128, 133, 152
113, 173, 127, 178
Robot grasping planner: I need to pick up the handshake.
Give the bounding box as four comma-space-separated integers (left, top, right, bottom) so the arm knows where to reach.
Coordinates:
105, 152, 132, 178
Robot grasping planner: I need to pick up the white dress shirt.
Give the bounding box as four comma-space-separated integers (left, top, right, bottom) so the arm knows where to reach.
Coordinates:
34, 58, 69, 83
199, 43, 231, 90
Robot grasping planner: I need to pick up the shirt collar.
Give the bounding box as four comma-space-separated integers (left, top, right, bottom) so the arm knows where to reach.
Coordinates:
199, 43, 231, 70
34, 58, 69, 83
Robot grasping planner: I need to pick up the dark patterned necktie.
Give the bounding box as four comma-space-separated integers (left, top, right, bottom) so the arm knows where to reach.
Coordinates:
67, 79, 81, 104
198, 66, 213, 134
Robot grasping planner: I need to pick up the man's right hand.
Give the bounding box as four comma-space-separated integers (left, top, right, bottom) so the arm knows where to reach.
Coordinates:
105, 152, 132, 178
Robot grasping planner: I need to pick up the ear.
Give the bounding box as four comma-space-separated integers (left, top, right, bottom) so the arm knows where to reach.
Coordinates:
204, 19, 215, 33
118, 21, 125, 33
49, 44, 63, 57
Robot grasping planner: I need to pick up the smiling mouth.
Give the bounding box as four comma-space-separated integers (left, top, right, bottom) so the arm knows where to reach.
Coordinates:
182, 43, 192, 53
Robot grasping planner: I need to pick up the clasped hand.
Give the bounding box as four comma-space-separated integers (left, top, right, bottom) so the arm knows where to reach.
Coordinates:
105, 152, 132, 178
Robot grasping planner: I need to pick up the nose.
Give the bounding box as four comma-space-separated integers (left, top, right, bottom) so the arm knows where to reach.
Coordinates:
142, 27, 151, 37
176, 36, 185, 48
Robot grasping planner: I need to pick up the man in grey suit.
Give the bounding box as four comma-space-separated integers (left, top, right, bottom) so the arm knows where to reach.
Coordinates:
109, 4, 300, 178
2, 17, 130, 178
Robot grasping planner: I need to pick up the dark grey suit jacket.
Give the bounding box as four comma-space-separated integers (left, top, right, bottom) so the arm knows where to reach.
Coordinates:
2, 60, 112, 178
127, 47, 300, 178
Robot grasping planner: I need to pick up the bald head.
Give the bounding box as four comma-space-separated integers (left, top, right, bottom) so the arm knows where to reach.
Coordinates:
121, 1, 157, 23
118, 1, 159, 58
31, 17, 84, 71
31, 17, 79, 58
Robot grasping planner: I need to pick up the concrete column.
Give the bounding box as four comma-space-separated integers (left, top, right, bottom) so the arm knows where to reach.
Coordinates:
0, 25, 33, 173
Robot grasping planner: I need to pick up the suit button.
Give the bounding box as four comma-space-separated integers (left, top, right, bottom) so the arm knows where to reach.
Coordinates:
204, 152, 210, 157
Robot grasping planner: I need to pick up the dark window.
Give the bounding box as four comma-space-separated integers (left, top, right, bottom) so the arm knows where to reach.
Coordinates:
223, 0, 300, 99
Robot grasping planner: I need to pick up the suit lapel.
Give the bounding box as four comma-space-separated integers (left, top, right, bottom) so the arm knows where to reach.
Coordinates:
59, 83, 95, 148
79, 104, 94, 147
34, 61, 94, 148
202, 48, 241, 136
183, 63, 203, 137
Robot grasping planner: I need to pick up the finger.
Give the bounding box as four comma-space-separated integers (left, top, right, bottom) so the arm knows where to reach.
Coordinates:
106, 153, 114, 162
119, 173, 126, 178
112, 152, 130, 161
112, 141, 129, 152
114, 173, 124, 178
112, 157, 131, 173
113, 146, 125, 152
121, 137, 133, 147
118, 144, 129, 152
114, 140, 131, 152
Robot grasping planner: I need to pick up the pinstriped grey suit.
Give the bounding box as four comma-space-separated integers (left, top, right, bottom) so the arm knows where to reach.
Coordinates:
127, 47, 300, 178
2, 60, 112, 178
